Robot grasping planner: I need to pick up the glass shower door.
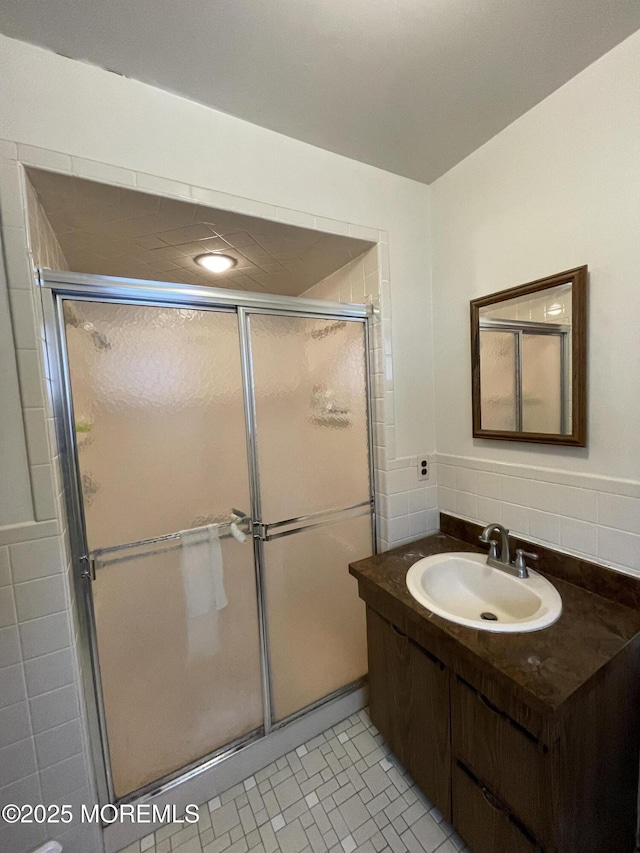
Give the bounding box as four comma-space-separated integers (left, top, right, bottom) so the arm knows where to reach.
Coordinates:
247, 313, 372, 722
62, 301, 263, 798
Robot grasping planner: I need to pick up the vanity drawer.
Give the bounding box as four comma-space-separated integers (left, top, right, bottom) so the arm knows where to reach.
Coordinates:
451, 675, 551, 841
453, 761, 544, 853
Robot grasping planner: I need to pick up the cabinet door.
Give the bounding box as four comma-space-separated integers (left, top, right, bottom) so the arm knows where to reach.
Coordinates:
366, 607, 451, 818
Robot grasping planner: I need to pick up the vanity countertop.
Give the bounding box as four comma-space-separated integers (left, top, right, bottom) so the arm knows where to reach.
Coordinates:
349, 529, 640, 718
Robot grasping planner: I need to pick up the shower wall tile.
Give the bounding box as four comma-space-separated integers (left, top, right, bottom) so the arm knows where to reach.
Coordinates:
0, 139, 18, 160
0, 798, 47, 853
136, 171, 192, 200
14, 573, 67, 623
29, 463, 57, 521
40, 751, 88, 801
29, 682, 80, 734
0, 547, 10, 587
18, 610, 72, 659
313, 216, 350, 236
15, 348, 46, 409
232, 197, 278, 220
71, 156, 136, 187
9, 535, 65, 582
0, 625, 22, 668
34, 718, 84, 769
24, 647, 76, 698
0, 701, 32, 749
349, 223, 379, 242
7, 287, 39, 349
0, 663, 27, 709
0, 738, 38, 788
23, 407, 51, 467
0, 585, 17, 627
190, 185, 237, 211
0, 161, 25, 228
17, 144, 71, 173
2, 225, 35, 290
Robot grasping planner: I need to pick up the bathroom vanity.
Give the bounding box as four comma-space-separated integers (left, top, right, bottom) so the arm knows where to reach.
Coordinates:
350, 514, 640, 853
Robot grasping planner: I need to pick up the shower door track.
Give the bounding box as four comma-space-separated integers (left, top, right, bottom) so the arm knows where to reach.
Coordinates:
39, 270, 377, 810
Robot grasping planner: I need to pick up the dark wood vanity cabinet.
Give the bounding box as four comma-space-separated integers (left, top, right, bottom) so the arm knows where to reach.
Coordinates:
364, 604, 640, 853
366, 607, 451, 819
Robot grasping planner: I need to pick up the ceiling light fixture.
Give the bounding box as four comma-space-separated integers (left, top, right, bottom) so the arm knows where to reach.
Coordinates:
195, 253, 237, 273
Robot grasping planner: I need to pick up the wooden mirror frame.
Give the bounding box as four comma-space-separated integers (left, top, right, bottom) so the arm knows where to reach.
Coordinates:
470, 265, 587, 446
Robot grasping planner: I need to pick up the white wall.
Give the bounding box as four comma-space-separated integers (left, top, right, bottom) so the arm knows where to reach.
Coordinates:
430, 29, 640, 573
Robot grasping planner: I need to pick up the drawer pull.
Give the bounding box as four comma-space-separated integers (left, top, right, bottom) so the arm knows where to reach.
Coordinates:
477, 692, 547, 752
457, 762, 544, 851
409, 637, 446, 670
384, 615, 446, 670
457, 677, 547, 752
481, 785, 504, 812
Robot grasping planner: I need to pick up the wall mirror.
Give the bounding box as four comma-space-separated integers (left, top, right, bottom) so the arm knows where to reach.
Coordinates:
470, 266, 587, 446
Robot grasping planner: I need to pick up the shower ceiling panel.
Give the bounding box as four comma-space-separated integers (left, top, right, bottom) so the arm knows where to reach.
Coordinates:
27, 168, 373, 296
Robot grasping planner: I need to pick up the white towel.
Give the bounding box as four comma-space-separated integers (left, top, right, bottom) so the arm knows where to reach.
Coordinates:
180, 524, 228, 659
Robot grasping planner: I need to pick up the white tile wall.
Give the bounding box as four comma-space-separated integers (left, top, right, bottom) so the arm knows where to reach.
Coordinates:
0, 144, 105, 853
436, 453, 640, 576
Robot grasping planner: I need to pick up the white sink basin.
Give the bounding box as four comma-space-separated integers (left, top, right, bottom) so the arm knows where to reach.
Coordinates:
406, 552, 562, 633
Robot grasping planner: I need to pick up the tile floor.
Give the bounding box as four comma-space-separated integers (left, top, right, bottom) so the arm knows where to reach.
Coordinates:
118, 709, 469, 853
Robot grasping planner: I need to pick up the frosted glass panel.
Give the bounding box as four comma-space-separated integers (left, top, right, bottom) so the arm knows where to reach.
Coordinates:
249, 315, 370, 521
264, 515, 371, 721
93, 538, 262, 796
480, 330, 517, 431
63, 301, 263, 797
64, 302, 250, 548
522, 334, 562, 433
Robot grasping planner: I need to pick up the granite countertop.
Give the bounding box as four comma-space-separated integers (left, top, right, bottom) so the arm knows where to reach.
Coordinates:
349, 531, 640, 716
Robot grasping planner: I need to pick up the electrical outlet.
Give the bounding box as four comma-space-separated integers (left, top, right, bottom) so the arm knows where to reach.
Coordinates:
417, 455, 429, 481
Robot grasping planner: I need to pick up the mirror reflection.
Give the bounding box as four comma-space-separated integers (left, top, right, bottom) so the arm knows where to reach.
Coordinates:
479, 283, 572, 434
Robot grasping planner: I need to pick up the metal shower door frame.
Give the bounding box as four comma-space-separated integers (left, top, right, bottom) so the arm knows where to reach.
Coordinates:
238, 306, 376, 730
38, 270, 376, 808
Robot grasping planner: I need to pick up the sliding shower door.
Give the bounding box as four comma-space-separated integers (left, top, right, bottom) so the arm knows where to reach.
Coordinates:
246, 314, 372, 722
62, 301, 264, 798
48, 274, 374, 806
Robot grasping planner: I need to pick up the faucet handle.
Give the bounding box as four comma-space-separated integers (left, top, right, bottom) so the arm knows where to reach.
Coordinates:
515, 549, 538, 569
478, 536, 499, 560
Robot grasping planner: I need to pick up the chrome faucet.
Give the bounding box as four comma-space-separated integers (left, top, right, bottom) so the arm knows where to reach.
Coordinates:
479, 522, 537, 579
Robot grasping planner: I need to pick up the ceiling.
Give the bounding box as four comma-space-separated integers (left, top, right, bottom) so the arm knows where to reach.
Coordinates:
27, 169, 372, 296
2, 2, 640, 183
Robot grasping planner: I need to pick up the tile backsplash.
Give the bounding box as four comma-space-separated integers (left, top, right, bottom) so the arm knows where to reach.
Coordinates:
436, 453, 640, 576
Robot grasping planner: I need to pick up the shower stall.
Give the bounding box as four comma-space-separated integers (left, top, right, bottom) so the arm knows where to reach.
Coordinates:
40, 270, 375, 806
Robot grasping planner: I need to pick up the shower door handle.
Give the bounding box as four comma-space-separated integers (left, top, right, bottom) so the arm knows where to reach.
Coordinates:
255, 500, 373, 542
